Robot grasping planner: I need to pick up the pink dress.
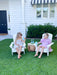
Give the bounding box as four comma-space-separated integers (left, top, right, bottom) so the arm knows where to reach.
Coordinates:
39, 38, 51, 48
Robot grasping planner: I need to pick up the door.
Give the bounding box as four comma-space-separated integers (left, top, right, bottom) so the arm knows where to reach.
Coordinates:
0, 11, 8, 33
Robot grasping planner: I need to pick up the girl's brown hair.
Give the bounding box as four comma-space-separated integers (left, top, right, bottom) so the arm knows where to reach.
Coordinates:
45, 33, 49, 37
16, 32, 22, 40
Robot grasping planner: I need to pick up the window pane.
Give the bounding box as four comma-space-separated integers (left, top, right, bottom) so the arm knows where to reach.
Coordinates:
36, 5, 41, 18
50, 4, 55, 18
43, 4, 48, 18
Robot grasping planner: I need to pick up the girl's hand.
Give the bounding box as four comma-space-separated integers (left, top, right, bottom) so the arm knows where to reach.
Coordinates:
17, 44, 20, 46
38, 42, 41, 44
21, 39, 25, 43
16, 44, 19, 46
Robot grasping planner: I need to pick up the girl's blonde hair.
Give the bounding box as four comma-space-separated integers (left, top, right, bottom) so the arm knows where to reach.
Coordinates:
16, 32, 22, 40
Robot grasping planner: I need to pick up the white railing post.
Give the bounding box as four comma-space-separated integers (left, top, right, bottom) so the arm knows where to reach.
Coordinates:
21, 0, 26, 37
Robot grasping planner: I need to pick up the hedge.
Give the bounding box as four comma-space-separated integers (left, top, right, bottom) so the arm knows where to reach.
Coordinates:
26, 23, 57, 38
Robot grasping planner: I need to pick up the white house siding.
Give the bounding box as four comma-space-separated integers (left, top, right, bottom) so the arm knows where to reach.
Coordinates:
24, 0, 57, 27
0, 0, 57, 36
9, 0, 25, 37
55, 4, 57, 27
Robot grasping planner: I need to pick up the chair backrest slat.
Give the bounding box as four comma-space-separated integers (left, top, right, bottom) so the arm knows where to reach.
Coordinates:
13, 34, 17, 43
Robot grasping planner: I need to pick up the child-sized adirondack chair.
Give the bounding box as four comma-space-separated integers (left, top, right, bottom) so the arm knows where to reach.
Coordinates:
9, 34, 26, 55
35, 33, 54, 56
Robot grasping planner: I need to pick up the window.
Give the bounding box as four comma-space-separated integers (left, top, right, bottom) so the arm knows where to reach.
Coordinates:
36, 5, 41, 18
36, 4, 55, 18
43, 4, 48, 18
50, 4, 55, 18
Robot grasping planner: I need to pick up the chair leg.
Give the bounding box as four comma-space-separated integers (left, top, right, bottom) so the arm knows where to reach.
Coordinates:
24, 51, 25, 54
47, 52, 49, 56
12, 52, 13, 56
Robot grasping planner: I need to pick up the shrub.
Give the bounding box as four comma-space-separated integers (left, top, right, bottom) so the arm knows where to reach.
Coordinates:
26, 23, 57, 38
56, 27, 57, 35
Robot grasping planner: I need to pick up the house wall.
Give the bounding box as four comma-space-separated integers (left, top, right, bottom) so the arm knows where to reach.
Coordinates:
0, 0, 56, 36
0, 0, 9, 10
24, 0, 57, 27
55, 4, 57, 26
9, 0, 26, 37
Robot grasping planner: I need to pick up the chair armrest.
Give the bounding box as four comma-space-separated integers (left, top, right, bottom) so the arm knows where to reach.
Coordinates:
9, 42, 14, 48
23, 43, 26, 47
47, 42, 54, 48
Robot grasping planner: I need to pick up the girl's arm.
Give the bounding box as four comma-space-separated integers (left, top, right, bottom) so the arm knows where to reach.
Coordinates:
15, 39, 17, 45
22, 37, 26, 43
38, 39, 43, 44
38, 42, 41, 44
21, 39, 25, 43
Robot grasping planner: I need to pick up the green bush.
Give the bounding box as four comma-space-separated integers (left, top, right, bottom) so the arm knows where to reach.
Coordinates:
26, 23, 57, 38
56, 27, 57, 34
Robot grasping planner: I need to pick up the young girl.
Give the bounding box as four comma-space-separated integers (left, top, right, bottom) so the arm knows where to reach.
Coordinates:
15, 32, 25, 59
34, 33, 51, 58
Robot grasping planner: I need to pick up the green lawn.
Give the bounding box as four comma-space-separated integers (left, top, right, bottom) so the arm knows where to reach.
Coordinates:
0, 39, 57, 75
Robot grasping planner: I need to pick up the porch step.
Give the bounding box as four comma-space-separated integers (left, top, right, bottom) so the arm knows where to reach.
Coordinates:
0, 33, 8, 35
0, 35, 13, 41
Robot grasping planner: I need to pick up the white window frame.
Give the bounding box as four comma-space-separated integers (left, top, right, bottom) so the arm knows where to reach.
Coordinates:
50, 3, 55, 18
43, 4, 48, 18
36, 4, 42, 18
36, 3, 56, 19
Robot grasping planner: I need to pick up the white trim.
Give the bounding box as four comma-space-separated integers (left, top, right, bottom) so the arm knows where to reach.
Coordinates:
48, 4, 50, 19
52, 0, 55, 3
22, 0, 25, 23
43, 4, 48, 18
39, 0, 40, 4
45, 0, 48, 3
56, 0, 57, 2
42, 4, 43, 18
49, 0, 51, 3
32, 0, 34, 4
50, 3, 55, 18
35, 0, 37, 4
42, 0, 43, 4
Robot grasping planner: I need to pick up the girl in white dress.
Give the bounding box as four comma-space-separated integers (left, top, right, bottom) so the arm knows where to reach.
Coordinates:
15, 32, 25, 59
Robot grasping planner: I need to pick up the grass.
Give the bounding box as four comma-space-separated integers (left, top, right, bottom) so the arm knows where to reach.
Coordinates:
0, 39, 57, 75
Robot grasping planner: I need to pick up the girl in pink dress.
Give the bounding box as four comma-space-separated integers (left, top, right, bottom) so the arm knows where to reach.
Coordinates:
34, 33, 51, 58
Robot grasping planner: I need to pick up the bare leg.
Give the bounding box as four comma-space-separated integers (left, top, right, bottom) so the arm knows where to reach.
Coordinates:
18, 46, 22, 59
16, 48, 19, 54
16, 48, 20, 59
38, 47, 45, 58
34, 46, 40, 57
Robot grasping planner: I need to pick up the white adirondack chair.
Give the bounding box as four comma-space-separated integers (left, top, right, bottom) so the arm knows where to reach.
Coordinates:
9, 34, 26, 55
35, 33, 54, 56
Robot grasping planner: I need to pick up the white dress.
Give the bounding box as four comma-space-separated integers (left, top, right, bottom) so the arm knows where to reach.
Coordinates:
14, 39, 23, 49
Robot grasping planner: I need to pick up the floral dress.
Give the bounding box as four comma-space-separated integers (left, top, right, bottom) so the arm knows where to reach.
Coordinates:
14, 39, 23, 49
